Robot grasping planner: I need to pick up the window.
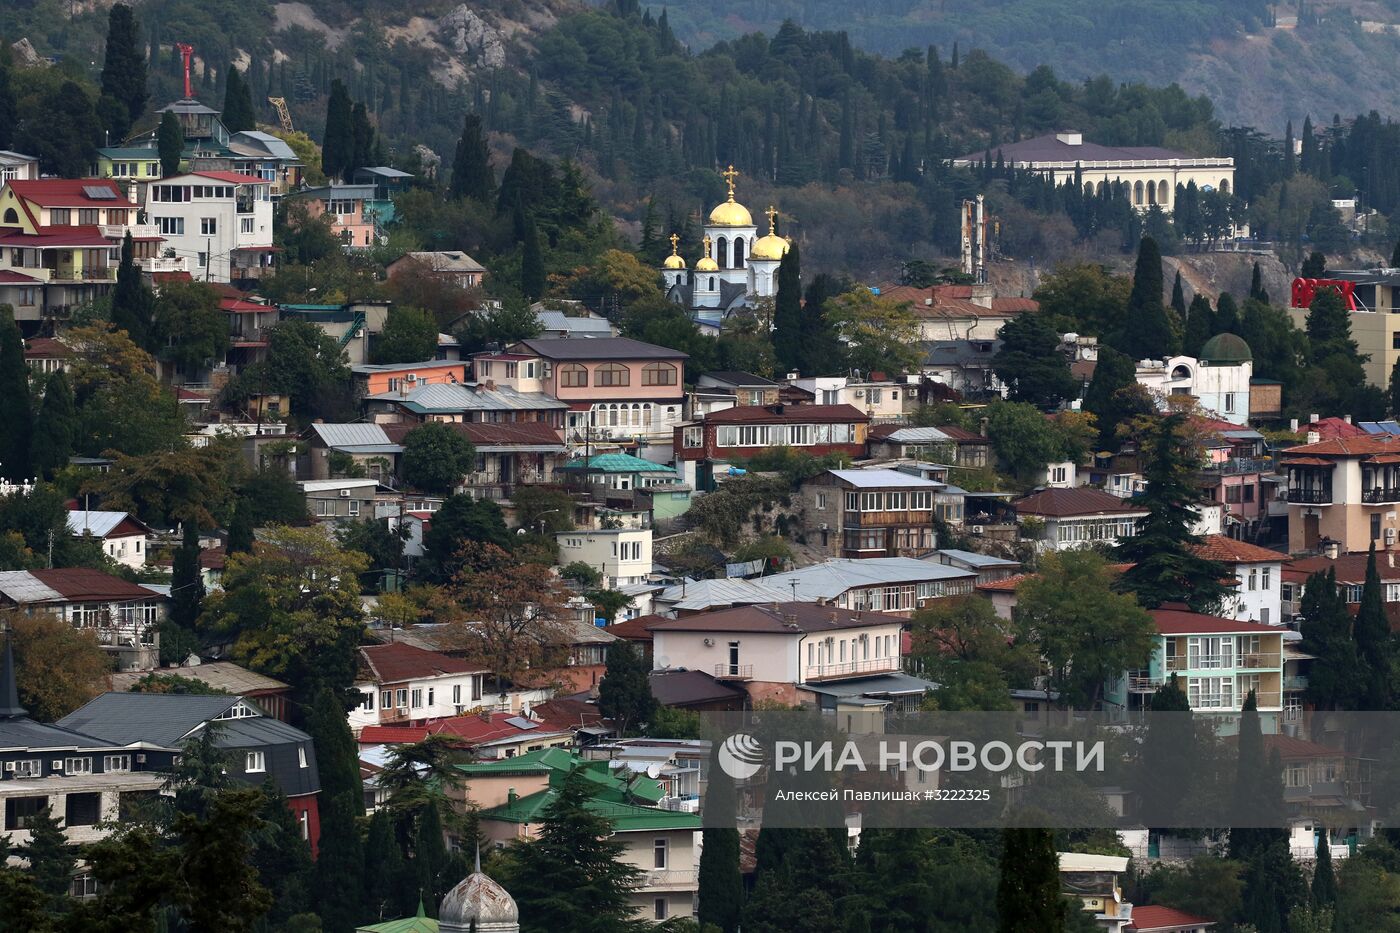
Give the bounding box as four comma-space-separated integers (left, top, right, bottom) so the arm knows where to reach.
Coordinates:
653, 838, 668, 869
245, 751, 266, 773
506, 362, 518, 378
654, 899, 668, 921
70, 874, 98, 898
683, 426, 703, 448
1248, 568, 1257, 591
1187, 676, 1235, 709
411, 689, 423, 708
396, 688, 408, 708
1052, 466, 1067, 483
816, 493, 828, 510
299, 809, 309, 840
197, 252, 208, 268
329, 199, 356, 215
13, 759, 41, 778
1224, 392, 1236, 413
50, 208, 70, 224
380, 689, 392, 709
103, 755, 131, 773
1373, 513, 1383, 543
65, 757, 93, 775
17, 287, 37, 307
472, 676, 482, 701
348, 500, 361, 517
146, 162, 160, 176
1392, 330, 1400, 350
200, 217, 217, 235
559, 363, 588, 388
642, 362, 677, 386
66, 792, 101, 827
427, 687, 435, 707
240, 217, 254, 234
298, 746, 308, 768
77, 208, 99, 225
5, 796, 47, 831
596, 363, 630, 387
156, 216, 185, 235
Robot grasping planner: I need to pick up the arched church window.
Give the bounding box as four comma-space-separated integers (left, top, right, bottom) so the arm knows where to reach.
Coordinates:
1220, 179, 1230, 195
1134, 181, 1144, 205
715, 236, 728, 268
709, 276, 716, 290
734, 237, 746, 268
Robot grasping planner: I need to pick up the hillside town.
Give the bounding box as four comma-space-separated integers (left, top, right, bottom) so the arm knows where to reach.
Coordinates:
8, 1, 1400, 931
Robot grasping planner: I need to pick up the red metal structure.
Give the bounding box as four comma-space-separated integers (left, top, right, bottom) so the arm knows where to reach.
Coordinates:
177, 43, 194, 99
1291, 277, 1358, 311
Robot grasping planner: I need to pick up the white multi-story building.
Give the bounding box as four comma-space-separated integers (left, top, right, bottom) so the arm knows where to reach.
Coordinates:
143, 171, 275, 283
1194, 534, 1284, 626
349, 643, 489, 732
1135, 335, 1254, 426
556, 527, 653, 588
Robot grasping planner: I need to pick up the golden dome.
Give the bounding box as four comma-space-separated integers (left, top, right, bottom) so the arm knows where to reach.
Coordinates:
751, 235, 789, 260
664, 254, 687, 270
696, 256, 719, 272
708, 164, 753, 227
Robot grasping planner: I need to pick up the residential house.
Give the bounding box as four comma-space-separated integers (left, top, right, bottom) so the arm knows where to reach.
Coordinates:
865, 425, 961, 461
674, 404, 870, 489
357, 712, 574, 761
1107, 609, 1284, 726
579, 738, 713, 812
348, 643, 490, 732
800, 468, 947, 558
649, 578, 791, 618
66, 510, 152, 570
556, 528, 653, 588
0, 568, 164, 671
1285, 268, 1400, 389
293, 184, 387, 249
921, 424, 993, 469
279, 301, 390, 366
648, 601, 932, 709
918, 338, 1003, 397
1059, 852, 1133, 933
476, 337, 689, 447
1192, 535, 1284, 625
386, 251, 486, 289
221, 295, 279, 375
761, 557, 977, 615
143, 171, 276, 283
352, 166, 413, 201
0, 150, 39, 182
364, 381, 569, 429
934, 549, 1022, 586
1197, 425, 1277, 540
648, 668, 746, 712
298, 478, 379, 523
1283, 549, 1400, 628
301, 423, 402, 483
23, 336, 70, 376
694, 371, 782, 409
1134, 335, 1254, 425
1281, 434, 1400, 554
381, 421, 568, 502
59, 692, 322, 852
1127, 906, 1216, 933
558, 452, 692, 522
790, 375, 908, 423
108, 661, 292, 721
351, 361, 468, 398
1013, 488, 1148, 552
874, 282, 1038, 342
533, 304, 617, 338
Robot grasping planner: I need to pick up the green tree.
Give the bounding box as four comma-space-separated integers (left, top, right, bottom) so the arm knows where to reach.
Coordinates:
997, 828, 1066, 933
1230, 690, 1287, 861
0, 307, 31, 480
322, 80, 354, 182
1112, 236, 1176, 359
1181, 294, 1213, 357
151, 280, 230, 373
1250, 261, 1269, 303
1115, 413, 1230, 612
984, 400, 1065, 481
1298, 568, 1361, 710
1170, 270, 1186, 317
27, 82, 101, 177
773, 241, 803, 374
1032, 262, 1130, 337
110, 232, 154, 347
1355, 543, 1394, 709
28, 370, 76, 480
992, 311, 1076, 408
315, 791, 366, 933
158, 110, 184, 176
1301, 251, 1327, 278
401, 422, 476, 495
170, 520, 206, 628
597, 639, 656, 735
99, 3, 148, 138
1390, 357, 1400, 417
20, 806, 75, 915
1081, 347, 1137, 447
0, 66, 15, 153
697, 762, 742, 933
372, 306, 439, 364
449, 113, 494, 203
251, 778, 315, 927
911, 596, 1039, 710
1313, 826, 1338, 905
1335, 856, 1400, 933
1306, 287, 1362, 364
420, 494, 512, 583
798, 272, 844, 377
1150, 673, 1190, 711
221, 66, 257, 134
364, 807, 410, 921
521, 218, 546, 300
227, 500, 254, 555
240, 319, 350, 422
828, 288, 923, 376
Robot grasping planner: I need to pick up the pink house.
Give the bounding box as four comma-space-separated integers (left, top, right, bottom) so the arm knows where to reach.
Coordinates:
296, 184, 382, 249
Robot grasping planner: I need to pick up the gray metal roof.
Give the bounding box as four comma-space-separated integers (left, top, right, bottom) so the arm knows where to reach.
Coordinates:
535, 310, 614, 335
0, 718, 116, 753
800, 672, 939, 698
827, 468, 946, 489
761, 557, 976, 601
59, 693, 240, 747
399, 250, 486, 273
935, 549, 1021, 569
0, 571, 62, 604
655, 578, 791, 612
66, 510, 138, 538
369, 382, 568, 413
227, 131, 298, 161
309, 423, 394, 449
875, 426, 955, 444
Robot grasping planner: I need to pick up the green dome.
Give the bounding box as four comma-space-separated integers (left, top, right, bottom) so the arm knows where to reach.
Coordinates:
1199, 332, 1252, 364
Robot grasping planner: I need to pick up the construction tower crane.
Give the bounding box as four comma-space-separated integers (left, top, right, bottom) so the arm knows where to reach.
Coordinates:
267, 97, 294, 133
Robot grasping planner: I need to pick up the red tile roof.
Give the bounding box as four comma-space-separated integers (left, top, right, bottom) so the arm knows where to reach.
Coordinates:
23, 336, 70, 359
0, 225, 112, 247
1150, 608, 1283, 635
5, 179, 123, 207
358, 643, 487, 684
220, 297, 272, 314
605, 614, 665, 642
1014, 487, 1147, 518
7, 568, 161, 602
357, 712, 572, 748
1259, 734, 1346, 760
1283, 434, 1400, 457
1128, 905, 1215, 931
702, 404, 869, 425
1287, 552, 1400, 584
1191, 535, 1286, 565
977, 563, 1133, 593
933, 424, 987, 442
0, 270, 41, 284
1305, 416, 1367, 440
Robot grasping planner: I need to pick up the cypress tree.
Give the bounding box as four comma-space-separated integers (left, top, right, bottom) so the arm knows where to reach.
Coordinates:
303, 687, 364, 804
1301, 251, 1327, 278
697, 764, 743, 933
772, 241, 803, 375
253, 778, 315, 926
1170, 270, 1186, 318
322, 80, 354, 182
520, 219, 545, 300
414, 804, 449, 914
1283, 120, 1295, 178
221, 66, 256, 134
364, 808, 408, 921
1312, 826, 1337, 905
110, 232, 154, 347
597, 640, 656, 736
349, 101, 375, 180
448, 113, 494, 203
21, 807, 76, 914
1390, 357, 1400, 418
28, 370, 75, 480
798, 272, 842, 377
996, 828, 1064, 932
227, 500, 254, 554
1354, 544, 1393, 709
0, 307, 31, 481
1214, 291, 1240, 336
171, 521, 205, 629
1082, 346, 1139, 449
99, 4, 148, 138
0, 65, 15, 151
1113, 236, 1176, 359
315, 792, 366, 933
157, 110, 184, 176
1250, 262, 1267, 302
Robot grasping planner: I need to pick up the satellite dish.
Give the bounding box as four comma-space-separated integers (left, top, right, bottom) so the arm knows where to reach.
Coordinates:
647, 763, 664, 779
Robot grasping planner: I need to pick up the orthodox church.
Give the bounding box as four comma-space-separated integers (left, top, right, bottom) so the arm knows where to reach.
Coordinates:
662, 165, 792, 328
356, 848, 519, 933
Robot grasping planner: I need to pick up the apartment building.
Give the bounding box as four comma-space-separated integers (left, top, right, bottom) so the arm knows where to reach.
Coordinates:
349, 643, 489, 732
674, 404, 870, 489
1192, 535, 1284, 625
800, 468, 945, 558
143, 171, 275, 283
1281, 434, 1400, 553
0, 568, 164, 671
556, 527, 653, 588
1013, 488, 1148, 552
66, 510, 152, 571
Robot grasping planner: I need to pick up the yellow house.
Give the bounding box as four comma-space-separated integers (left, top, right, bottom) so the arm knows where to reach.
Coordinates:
92, 147, 164, 183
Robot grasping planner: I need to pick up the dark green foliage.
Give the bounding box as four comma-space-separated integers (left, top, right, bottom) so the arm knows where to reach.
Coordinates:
1249, 262, 1269, 303
420, 494, 512, 583
744, 828, 848, 933
0, 307, 31, 481
236, 319, 350, 422
1390, 357, 1400, 418
364, 808, 410, 921
1355, 544, 1393, 709
1239, 835, 1305, 933
1213, 292, 1240, 334
236, 469, 310, 528
221, 66, 257, 134
1298, 568, 1362, 710
372, 306, 439, 365
449, 113, 494, 203
157, 111, 183, 176
992, 311, 1077, 409
697, 764, 742, 932
170, 521, 205, 629
227, 501, 254, 554
1313, 826, 1337, 905
1230, 690, 1287, 860
322, 80, 354, 182
1112, 236, 1176, 359
99, 4, 148, 138
799, 273, 844, 376
773, 241, 803, 375
401, 422, 476, 495
151, 280, 230, 373
1301, 251, 1327, 278
23, 81, 102, 178
1115, 413, 1230, 611
997, 828, 1066, 932
1149, 673, 1190, 711
414, 803, 450, 912
597, 640, 656, 734
349, 101, 377, 179
110, 232, 154, 348
28, 371, 76, 480
521, 218, 546, 300
1081, 346, 1140, 447
315, 791, 366, 933
337, 518, 407, 589
1306, 287, 1359, 363
0, 66, 15, 151
21, 807, 75, 915
1393, 240, 1400, 270
302, 686, 364, 805
1181, 294, 1213, 357
252, 779, 315, 926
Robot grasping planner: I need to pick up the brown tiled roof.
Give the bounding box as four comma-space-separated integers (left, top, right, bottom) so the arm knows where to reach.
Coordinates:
1288, 552, 1400, 584
1151, 609, 1282, 635
1013, 488, 1147, 518
1128, 905, 1215, 932
605, 614, 664, 642
933, 424, 986, 442
647, 601, 903, 634
21, 568, 160, 602
1283, 435, 1400, 457
358, 643, 487, 684
977, 563, 1132, 593
702, 404, 869, 425
1191, 535, 1286, 565
23, 336, 70, 359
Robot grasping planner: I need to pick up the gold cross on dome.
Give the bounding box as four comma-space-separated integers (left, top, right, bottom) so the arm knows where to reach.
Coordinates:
765, 205, 778, 235
722, 164, 740, 199
669, 232, 680, 255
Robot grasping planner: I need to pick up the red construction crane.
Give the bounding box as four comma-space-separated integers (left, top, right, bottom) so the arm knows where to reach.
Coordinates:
177, 43, 194, 99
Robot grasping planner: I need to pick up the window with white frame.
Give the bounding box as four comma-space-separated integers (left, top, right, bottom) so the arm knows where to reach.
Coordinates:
815, 493, 828, 510
653, 837, 668, 869
912, 491, 932, 509
452, 684, 462, 705
683, 427, 703, 448
245, 751, 266, 773
396, 688, 408, 708
240, 217, 254, 234
65, 757, 93, 774
380, 689, 392, 709
155, 216, 184, 235
200, 218, 217, 235
13, 759, 41, 778
1187, 636, 1234, 669
103, 755, 131, 772
1187, 676, 1234, 709
411, 689, 423, 708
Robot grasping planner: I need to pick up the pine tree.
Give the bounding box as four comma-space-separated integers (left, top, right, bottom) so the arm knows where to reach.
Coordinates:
157, 111, 184, 176
0, 307, 31, 481
110, 232, 154, 348
520, 219, 546, 300
992, 311, 1077, 409
448, 113, 494, 203
1306, 287, 1359, 364
1312, 825, 1337, 905
21, 806, 75, 914
772, 241, 803, 375
322, 80, 354, 182
99, 3, 148, 139
1113, 236, 1176, 359
1354, 544, 1393, 709
28, 370, 75, 480
597, 640, 656, 736
1298, 568, 1362, 710
171, 521, 205, 629
221, 66, 256, 134
697, 764, 743, 933
996, 828, 1065, 932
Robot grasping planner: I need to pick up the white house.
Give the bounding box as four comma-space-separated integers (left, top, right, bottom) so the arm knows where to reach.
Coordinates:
1194, 535, 1284, 626
556, 527, 653, 588
66, 510, 151, 570
1014, 488, 1149, 552
1134, 334, 1253, 426
349, 643, 490, 732
143, 171, 276, 283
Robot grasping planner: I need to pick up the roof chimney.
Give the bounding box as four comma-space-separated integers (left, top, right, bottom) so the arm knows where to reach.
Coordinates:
1322, 538, 1341, 560
1055, 131, 1083, 146
1344, 415, 1353, 424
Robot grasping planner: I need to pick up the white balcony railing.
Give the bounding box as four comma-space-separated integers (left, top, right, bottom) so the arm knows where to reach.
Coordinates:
805, 658, 902, 681
639, 869, 699, 891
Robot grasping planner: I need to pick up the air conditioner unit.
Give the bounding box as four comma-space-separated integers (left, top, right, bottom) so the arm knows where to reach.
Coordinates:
340, 488, 351, 497
3, 762, 12, 772
819, 522, 829, 531
135, 753, 146, 764
853, 390, 865, 398
1388, 528, 1397, 545
51, 760, 63, 770
703, 638, 715, 647
971, 525, 985, 534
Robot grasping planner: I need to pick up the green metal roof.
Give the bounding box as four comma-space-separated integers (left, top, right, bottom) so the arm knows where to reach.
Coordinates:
356, 900, 437, 933
560, 452, 678, 474
457, 747, 667, 804
98, 146, 158, 159
481, 788, 701, 831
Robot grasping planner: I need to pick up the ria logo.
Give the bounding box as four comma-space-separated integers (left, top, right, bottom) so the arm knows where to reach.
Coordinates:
718, 733, 765, 780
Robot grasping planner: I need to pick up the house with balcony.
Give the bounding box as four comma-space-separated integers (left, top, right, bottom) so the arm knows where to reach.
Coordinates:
556, 527, 653, 588
1191, 534, 1285, 625
351, 360, 468, 398
1059, 852, 1134, 933
143, 171, 275, 284
0, 568, 164, 671
558, 452, 692, 522
1014, 488, 1148, 552
292, 183, 389, 249
674, 404, 870, 490
301, 423, 403, 483
648, 601, 933, 710
1282, 434, 1400, 553
1108, 609, 1285, 729
475, 337, 689, 449
1284, 548, 1400, 628
66, 510, 152, 571
221, 295, 279, 373
380, 420, 567, 502
790, 375, 908, 423
799, 468, 948, 558
278, 301, 390, 367
348, 643, 490, 733
0, 150, 40, 182
761, 557, 977, 616
694, 371, 782, 411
